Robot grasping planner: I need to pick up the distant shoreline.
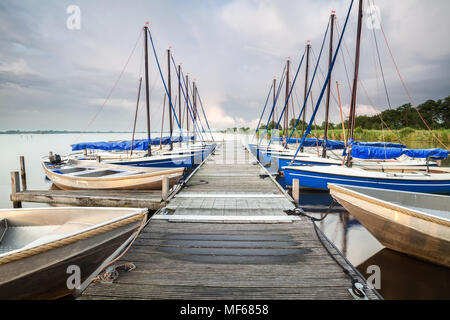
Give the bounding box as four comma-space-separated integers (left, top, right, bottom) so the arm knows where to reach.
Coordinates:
0, 130, 221, 135
1, 131, 161, 134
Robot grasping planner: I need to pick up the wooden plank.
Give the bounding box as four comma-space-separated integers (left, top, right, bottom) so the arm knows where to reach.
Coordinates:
10, 189, 164, 210
81, 283, 354, 300
174, 193, 286, 198
151, 215, 300, 222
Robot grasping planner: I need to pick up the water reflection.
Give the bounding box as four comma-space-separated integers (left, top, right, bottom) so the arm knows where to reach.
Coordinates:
357, 249, 450, 300
288, 190, 450, 299
263, 139, 450, 299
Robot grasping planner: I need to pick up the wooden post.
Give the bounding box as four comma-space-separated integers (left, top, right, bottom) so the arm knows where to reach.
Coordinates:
19, 156, 27, 191
161, 176, 169, 201
10, 171, 22, 208
292, 178, 300, 205
96, 155, 101, 163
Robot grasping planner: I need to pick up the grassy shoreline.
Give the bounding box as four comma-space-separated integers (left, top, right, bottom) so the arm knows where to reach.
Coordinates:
258, 128, 450, 146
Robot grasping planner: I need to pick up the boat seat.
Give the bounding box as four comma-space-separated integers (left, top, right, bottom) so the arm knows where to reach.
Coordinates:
73, 169, 124, 178
0, 225, 61, 254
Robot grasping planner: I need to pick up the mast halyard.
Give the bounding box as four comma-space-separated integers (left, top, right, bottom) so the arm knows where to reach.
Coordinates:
322, 12, 336, 158
130, 77, 142, 156
346, 0, 363, 167
143, 23, 152, 156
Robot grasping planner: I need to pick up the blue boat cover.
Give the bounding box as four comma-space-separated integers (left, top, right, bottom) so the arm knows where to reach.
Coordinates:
349, 145, 449, 160
275, 137, 345, 149
276, 137, 405, 150
72, 136, 193, 151
354, 141, 406, 148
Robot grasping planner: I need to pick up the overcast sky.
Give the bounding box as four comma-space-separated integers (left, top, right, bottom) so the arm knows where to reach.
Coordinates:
0, 0, 449, 132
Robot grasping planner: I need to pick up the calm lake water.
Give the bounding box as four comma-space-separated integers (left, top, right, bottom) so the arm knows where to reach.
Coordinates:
267, 138, 450, 300
0, 133, 449, 299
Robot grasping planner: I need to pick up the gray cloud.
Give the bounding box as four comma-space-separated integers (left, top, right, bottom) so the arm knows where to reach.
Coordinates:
0, 0, 449, 132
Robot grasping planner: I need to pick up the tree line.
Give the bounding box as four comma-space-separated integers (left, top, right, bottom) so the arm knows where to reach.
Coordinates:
259, 96, 450, 132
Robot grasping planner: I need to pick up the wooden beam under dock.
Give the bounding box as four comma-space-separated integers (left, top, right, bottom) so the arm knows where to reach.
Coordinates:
10, 189, 166, 210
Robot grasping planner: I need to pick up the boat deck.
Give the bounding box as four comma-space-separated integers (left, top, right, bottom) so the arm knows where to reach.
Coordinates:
80, 140, 380, 300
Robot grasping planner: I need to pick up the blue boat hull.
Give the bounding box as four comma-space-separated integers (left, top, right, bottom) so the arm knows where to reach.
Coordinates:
277, 157, 436, 170
277, 157, 337, 168
283, 167, 450, 194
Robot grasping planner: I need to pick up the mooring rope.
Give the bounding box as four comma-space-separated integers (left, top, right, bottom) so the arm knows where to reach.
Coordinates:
285, 200, 383, 300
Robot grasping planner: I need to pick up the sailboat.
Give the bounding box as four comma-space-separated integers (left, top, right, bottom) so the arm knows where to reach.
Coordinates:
44, 23, 215, 181
251, 5, 443, 173
280, 0, 450, 193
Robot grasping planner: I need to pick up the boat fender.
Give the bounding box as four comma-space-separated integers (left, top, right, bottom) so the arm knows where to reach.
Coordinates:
49, 154, 62, 165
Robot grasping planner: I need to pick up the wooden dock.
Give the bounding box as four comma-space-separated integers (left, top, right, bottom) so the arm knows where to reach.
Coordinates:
80, 140, 381, 300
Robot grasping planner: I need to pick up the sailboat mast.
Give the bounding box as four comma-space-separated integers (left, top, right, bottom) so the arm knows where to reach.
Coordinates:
272, 77, 276, 138
193, 81, 197, 143
301, 41, 311, 151
346, 0, 363, 167
186, 74, 189, 145
284, 59, 290, 139
143, 24, 152, 156
167, 48, 173, 150
178, 64, 182, 146
322, 12, 336, 158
